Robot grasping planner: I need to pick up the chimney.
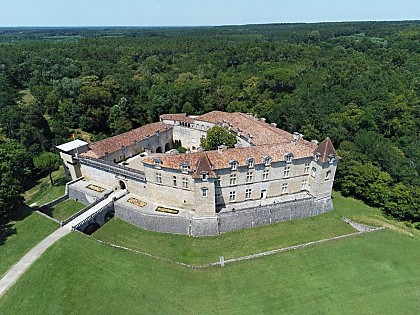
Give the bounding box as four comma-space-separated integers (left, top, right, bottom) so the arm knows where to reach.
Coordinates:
261, 118, 266, 123
248, 133, 253, 143
271, 122, 277, 128
291, 132, 300, 146
311, 140, 319, 145
237, 127, 242, 137
218, 144, 227, 153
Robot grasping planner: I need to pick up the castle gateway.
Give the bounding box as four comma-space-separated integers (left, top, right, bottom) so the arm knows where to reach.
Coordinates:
58, 111, 339, 236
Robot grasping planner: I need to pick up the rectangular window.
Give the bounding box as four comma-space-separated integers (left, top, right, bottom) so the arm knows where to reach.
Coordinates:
283, 166, 291, 178
304, 163, 310, 174
262, 169, 269, 180
245, 188, 252, 200
182, 164, 189, 174
202, 188, 208, 197
325, 170, 331, 180
282, 183, 288, 194
246, 171, 253, 183
215, 192, 222, 205
216, 176, 221, 187
229, 191, 236, 202
230, 174, 237, 186
301, 179, 308, 190
311, 167, 317, 178
156, 173, 162, 184
182, 177, 189, 188
231, 162, 238, 171
173, 176, 177, 186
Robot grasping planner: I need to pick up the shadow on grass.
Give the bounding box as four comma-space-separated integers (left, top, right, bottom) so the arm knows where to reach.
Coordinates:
0, 205, 33, 246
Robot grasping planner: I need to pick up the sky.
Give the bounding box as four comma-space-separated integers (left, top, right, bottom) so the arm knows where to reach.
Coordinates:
0, 0, 418, 27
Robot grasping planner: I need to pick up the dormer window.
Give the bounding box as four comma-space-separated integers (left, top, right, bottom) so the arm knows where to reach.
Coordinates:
247, 157, 255, 168
313, 152, 321, 162
328, 154, 335, 164
285, 152, 293, 163
154, 158, 162, 169
181, 162, 189, 174
230, 160, 238, 171
263, 155, 272, 166
201, 172, 208, 181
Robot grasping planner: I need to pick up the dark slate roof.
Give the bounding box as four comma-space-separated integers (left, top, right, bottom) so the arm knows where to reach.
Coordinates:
313, 137, 339, 163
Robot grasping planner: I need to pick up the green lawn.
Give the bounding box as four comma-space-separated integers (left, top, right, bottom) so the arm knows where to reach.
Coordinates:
42, 200, 85, 222
0, 208, 58, 278
25, 167, 67, 207
93, 210, 356, 265
1, 228, 419, 314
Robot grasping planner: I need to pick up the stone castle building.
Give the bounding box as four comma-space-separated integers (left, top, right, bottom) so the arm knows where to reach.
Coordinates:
58, 111, 339, 236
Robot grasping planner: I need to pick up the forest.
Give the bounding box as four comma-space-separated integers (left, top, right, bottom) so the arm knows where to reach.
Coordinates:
0, 22, 419, 225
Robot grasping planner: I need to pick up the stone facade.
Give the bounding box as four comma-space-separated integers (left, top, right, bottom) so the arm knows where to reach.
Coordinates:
60, 111, 339, 236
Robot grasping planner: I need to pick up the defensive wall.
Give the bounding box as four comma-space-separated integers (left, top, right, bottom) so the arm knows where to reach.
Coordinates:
113, 195, 333, 236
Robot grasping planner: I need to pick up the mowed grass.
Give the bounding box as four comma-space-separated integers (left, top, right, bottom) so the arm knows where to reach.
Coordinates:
42, 200, 85, 222
1, 228, 419, 314
0, 209, 58, 278
93, 210, 356, 265
25, 167, 67, 207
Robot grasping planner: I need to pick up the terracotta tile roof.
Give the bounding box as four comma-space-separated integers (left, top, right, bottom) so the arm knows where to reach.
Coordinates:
144, 139, 317, 171
83, 122, 170, 158
160, 113, 195, 124
313, 137, 339, 163
195, 111, 295, 146
192, 153, 216, 179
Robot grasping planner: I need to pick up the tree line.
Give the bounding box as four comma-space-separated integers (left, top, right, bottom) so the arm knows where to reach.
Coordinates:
0, 21, 419, 223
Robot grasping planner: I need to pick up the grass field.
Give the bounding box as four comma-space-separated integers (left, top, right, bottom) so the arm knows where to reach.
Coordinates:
1, 228, 419, 314
93, 210, 356, 265
0, 209, 58, 278
1, 192, 419, 314
25, 167, 67, 207
42, 200, 85, 222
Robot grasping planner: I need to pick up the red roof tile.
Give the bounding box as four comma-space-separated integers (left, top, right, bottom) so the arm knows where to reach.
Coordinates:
313, 137, 339, 163
85, 122, 170, 158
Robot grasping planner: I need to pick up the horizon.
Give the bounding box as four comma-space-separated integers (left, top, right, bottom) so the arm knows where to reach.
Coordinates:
0, 1, 419, 27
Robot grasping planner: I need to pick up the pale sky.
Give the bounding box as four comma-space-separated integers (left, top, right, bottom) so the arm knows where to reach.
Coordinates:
0, 0, 418, 27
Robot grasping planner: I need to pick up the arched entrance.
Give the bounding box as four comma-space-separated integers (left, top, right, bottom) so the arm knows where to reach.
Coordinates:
165, 142, 171, 152
156, 146, 163, 153
83, 223, 100, 235
104, 210, 115, 222
119, 180, 126, 190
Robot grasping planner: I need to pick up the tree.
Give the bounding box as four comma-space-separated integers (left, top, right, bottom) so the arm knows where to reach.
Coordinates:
201, 126, 236, 151
0, 163, 23, 218
33, 152, 62, 186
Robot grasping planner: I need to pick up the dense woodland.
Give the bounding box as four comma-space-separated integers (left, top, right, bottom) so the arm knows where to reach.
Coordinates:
0, 22, 419, 224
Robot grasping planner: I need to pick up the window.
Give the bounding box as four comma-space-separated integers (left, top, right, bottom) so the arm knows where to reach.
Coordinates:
284, 166, 291, 178
202, 188, 208, 197
201, 172, 208, 181
181, 163, 189, 174
229, 191, 236, 202
285, 152, 293, 163
262, 169, 269, 180
216, 176, 221, 187
156, 173, 162, 184
304, 163, 310, 174
215, 192, 222, 205
325, 170, 331, 180
245, 189, 252, 200
263, 156, 272, 166
154, 158, 162, 169
301, 179, 308, 190
311, 167, 317, 178
247, 158, 255, 168
182, 177, 189, 188
230, 160, 238, 170
282, 183, 288, 194
230, 174, 237, 185
173, 176, 177, 186
260, 189, 267, 199
246, 171, 253, 183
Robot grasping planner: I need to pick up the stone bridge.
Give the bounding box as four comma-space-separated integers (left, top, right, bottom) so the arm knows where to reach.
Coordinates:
64, 190, 127, 234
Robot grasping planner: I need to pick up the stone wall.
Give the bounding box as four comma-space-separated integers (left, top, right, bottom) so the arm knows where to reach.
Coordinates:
218, 196, 333, 234
114, 195, 333, 236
